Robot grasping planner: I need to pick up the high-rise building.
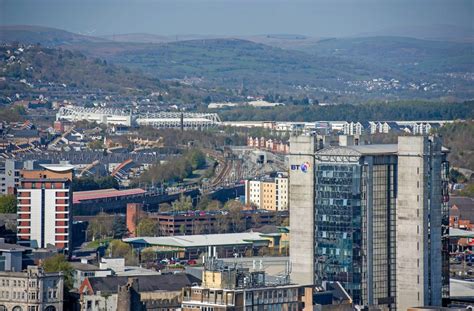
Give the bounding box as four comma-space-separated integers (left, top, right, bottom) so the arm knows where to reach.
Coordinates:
16, 164, 74, 250
288, 135, 317, 285
396, 136, 450, 310
288, 135, 449, 310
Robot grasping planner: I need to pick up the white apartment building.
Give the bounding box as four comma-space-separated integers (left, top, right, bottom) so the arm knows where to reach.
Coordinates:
275, 175, 288, 211
245, 180, 261, 207
17, 165, 74, 250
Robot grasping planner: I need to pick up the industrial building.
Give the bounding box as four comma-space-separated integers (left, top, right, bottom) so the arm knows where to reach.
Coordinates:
123, 232, 279, 259
288, 134, 449, 310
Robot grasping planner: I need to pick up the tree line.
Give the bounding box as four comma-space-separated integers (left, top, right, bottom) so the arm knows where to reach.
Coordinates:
217, 100, 474, 122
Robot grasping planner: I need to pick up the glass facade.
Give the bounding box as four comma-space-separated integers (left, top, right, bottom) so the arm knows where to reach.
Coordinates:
314, 155, 397, 308
361, 161, 397, 308
314, 163, 362, 301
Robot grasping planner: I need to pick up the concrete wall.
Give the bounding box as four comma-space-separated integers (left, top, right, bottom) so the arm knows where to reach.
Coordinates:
289, 135, 316, 285
396, 136, 443, 310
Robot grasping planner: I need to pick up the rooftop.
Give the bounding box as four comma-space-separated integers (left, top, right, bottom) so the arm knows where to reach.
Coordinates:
86, 273, 200, 295
450, 196, 474, 222
124, 232, 269, 248
69, 262, 102, 272
39, 164, 75, 172
73, 188, 146, 204
0, 239, 31, 252
316, 144, 398, 157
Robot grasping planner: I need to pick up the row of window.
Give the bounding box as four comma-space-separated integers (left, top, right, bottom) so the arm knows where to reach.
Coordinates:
0, 279, 36, 287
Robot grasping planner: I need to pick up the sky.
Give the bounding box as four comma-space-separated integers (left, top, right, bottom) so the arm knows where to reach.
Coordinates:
0, 0, 472, 38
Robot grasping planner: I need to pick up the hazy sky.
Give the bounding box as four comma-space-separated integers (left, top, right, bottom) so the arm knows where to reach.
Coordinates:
1, 0, 472, 37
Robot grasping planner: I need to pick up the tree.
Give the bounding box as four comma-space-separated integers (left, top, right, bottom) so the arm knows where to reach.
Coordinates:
159, 202, 172, 212
206, 200, 222, 211
172, 195, 193, 211
196, 195, 211, 210
459, 183, 474, 198
136, 218, 158, 236
450, 169, 467, 184
215, 213, 230, 233
106, 240, 137, 265
42, 254, 74, 290
228, 206, 245, 233
193, 221, 207, 235
112, 216, 127, 239
140, 248, 156, 263
72, 176, 118, 191
0, 194, 17, 213
179, 224, 187, 235
88, 212, 114, 240
224, 200, 243, 210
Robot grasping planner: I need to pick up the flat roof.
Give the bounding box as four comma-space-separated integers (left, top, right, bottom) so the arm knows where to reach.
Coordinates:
73, 188, 146, 204
315, 144, 398, 157
123, 232, 269, 248
348, 144, 398, 155
0, 242, 31, 252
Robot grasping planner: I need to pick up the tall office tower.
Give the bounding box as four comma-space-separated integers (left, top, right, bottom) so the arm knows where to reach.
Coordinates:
289, 135, 317, 285
313, 144, 398, 308
288, 135, 449, 310
396, 136, 449, 310
17, 164, 74, 250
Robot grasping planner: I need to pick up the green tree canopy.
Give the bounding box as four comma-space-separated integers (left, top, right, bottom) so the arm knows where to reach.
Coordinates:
72, 176, 118, 191
112, 216, 128, 239
136, 218, 158, 237
172, 194, 193, 211
88, 212, 115, 240
0, 194, 17, 213
42, 254, 74, 290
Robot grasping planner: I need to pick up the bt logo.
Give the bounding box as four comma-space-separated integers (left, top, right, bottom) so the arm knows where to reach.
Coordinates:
291, 162, 311, 173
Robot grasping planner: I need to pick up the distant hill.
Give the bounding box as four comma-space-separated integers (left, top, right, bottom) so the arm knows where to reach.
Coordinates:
93, 38, 368, 92
100, 33, 173, 44
0, 25, 109, 46
299, 36, 473, 74
1, 25, 473, 102
0, 44, 164, 94
354, 24, 474, 43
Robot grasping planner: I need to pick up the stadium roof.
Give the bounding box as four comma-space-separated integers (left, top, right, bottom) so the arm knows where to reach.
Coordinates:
73, 188, 146, 204
123, 232, 270, 248
40, 163, 75, 172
